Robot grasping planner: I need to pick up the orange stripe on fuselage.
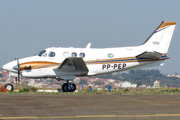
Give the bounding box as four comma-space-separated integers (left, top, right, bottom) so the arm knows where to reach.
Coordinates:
20, 61, 60, 70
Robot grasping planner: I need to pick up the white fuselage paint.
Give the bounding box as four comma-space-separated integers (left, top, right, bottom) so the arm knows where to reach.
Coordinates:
3, 45, 165, 79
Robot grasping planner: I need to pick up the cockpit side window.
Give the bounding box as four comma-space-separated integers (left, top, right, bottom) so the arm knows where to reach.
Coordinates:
49, 52, 56, 57
38, 50, 46, 57
42, 53, 47, 57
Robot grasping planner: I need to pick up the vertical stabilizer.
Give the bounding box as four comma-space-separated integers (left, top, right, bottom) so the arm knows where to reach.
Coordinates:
142, 21, 176, 54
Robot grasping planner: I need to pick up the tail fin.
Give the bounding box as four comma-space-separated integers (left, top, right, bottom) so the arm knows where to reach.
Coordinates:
142, 21, 176, 54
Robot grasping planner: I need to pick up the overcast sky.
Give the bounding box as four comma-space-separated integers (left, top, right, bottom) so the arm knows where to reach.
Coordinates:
0, 0, 180, 74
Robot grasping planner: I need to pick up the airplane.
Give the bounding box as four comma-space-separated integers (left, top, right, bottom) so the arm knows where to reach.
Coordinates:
3, 21, 176, 92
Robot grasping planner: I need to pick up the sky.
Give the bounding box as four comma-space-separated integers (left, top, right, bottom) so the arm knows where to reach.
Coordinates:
0, 0, 180, 74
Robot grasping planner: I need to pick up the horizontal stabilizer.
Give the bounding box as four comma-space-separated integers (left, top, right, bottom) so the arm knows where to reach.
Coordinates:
56, 57, 89, 73
136, 51, 162, 59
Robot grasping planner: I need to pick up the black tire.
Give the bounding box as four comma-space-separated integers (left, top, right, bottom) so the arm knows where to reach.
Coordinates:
5, 83, 14, 91
62, 83, 68, 92
67, 83, 76, 92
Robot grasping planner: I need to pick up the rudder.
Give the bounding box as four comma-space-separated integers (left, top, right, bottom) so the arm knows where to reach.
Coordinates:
142, 21, 176, 54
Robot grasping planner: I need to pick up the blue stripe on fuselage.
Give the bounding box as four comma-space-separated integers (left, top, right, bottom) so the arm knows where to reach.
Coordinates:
85, 55, 168, 64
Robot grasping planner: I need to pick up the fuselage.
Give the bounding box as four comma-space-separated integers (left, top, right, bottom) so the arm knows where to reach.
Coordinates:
3, 45, 168, 79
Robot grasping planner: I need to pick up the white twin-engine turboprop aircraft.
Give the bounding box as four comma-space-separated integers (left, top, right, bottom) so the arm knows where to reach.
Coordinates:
3, 21, 176, 92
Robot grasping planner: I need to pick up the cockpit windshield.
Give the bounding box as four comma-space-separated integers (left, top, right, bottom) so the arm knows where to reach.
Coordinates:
38, 50, 46, 57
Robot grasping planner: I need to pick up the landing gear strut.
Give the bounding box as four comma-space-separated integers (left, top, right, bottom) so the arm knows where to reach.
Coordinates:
62, 81, 76, 92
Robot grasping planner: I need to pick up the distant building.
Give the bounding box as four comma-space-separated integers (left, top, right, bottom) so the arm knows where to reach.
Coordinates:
114, 82, 121, 88
140, 85, 146, 88
107, 79, 115, 83
121, 81, 131, 88
34, 83, 43, 88
153, 80, 160, 88
131, 84, 137, 88
28, 79, 35, 87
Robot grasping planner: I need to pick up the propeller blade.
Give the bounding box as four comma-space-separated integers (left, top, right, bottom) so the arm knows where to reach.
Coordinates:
15, 56, 21, 85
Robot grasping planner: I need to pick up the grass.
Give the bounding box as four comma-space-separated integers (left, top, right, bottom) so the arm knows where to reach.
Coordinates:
1, 87, 180, 95
0, 114, 2, 120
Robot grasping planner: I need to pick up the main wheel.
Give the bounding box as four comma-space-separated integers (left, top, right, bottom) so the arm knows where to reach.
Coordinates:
5, 83, 14, 91
67, 83, 76, 92
62, 83, 68, 92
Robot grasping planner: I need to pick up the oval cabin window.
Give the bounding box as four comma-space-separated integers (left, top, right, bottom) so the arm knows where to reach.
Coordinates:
63, 52, 70, 58
79, 53, 85, 58
71, 52, 77, 57
49, 52, 56, 57
108, 53, 114, 58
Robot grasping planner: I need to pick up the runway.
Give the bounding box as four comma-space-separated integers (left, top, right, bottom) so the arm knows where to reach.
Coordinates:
0, 94, 180, 120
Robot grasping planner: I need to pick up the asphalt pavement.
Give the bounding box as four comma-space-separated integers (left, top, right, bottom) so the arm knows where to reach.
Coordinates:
0, 94, 180, 120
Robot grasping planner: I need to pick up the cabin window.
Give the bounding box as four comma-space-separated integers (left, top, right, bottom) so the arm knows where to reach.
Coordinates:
38, 50, 46, 57
63, 52, 70, 58
49, 52, 56, 57
79, 53, 85, 58
71, 52, 77, 57
107, 53, 114, 58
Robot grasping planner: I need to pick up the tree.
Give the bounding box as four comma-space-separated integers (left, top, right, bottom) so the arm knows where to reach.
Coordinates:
137, 80, 142, 87
79, 79, 88, 85
129, 70, 135, 74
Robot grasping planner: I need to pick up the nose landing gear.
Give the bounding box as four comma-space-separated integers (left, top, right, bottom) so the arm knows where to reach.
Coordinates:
5, 83, 14, 91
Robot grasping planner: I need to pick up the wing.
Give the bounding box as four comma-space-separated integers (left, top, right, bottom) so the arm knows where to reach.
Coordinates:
55, 57, 89, 75
136, 51, 162, 59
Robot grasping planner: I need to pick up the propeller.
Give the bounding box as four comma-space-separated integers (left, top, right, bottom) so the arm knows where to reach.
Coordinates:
14, 57, 21, 85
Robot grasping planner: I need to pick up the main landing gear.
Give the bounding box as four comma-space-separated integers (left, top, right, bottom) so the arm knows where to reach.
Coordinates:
61, 81, 76, 92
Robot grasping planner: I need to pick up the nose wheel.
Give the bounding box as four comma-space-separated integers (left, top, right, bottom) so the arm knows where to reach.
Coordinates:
5, 83, 14, 91
62, 82, 76, 92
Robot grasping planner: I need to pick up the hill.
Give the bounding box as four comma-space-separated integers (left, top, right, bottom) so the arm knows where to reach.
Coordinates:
89, 69, 180, 87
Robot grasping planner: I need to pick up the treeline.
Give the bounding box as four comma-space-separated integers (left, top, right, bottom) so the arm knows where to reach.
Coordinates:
89, 69, 180, 87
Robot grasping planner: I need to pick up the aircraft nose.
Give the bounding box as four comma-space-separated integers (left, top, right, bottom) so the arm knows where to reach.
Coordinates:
3, 61, 17, 72
3, 63, 10, 71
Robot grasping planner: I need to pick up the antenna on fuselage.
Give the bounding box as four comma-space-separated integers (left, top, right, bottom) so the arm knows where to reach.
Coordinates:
86, 43, 91, 49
